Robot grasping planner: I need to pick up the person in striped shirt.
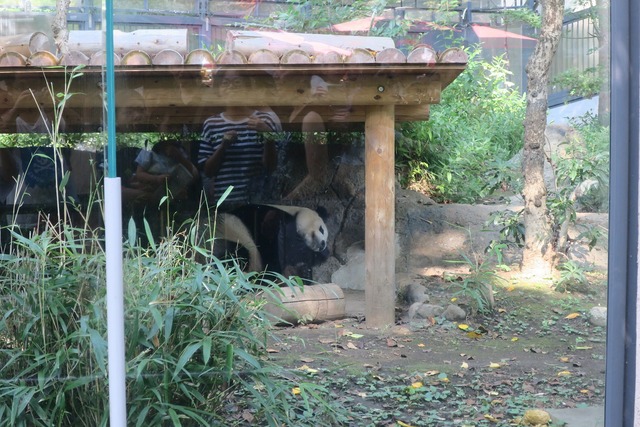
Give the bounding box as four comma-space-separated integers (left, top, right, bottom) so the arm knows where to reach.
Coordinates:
198, 72, 282, 208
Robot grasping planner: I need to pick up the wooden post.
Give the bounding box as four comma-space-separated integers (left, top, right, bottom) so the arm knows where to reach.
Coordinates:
365, 105, 396, 328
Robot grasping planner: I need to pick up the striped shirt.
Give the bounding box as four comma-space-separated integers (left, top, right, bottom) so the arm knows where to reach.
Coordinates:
198, 110, 281, 205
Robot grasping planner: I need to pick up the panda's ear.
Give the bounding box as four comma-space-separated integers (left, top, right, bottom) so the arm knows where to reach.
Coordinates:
315, 206, 329, 221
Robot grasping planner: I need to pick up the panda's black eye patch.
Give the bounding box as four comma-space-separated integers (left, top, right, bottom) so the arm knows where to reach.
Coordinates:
319, 226, 325, 234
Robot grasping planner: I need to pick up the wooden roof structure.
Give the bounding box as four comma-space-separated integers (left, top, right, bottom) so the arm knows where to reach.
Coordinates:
0, 30, 468, 328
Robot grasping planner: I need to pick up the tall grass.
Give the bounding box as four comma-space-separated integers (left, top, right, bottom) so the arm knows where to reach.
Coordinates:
0, 65, 347, 426
0, 211, 347, 426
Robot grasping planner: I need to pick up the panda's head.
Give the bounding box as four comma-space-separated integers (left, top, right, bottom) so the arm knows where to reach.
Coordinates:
294, 207, 329, 253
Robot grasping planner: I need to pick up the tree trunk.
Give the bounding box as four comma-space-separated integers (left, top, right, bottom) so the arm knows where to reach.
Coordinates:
597, 0, 610, 124
52, 0, 70, 58
521, 0, 565, 277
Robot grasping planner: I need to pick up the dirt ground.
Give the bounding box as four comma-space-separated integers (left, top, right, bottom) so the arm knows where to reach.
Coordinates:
266, 203, 608, 427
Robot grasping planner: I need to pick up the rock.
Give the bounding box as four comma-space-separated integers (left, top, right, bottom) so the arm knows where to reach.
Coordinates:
588, 306, 607, 327
442, 304, 466, 321
408, 302, 444, 320
404, 283, 429, 304
331, 244, 365, 290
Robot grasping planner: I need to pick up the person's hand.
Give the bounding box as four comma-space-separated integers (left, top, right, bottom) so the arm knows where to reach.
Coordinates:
222, 130, 238, 146
247, 116, 271, 132
155, 174, 170, 185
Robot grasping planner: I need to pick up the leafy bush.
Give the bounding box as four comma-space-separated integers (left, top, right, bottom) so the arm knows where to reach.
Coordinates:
0, 212, 347, 426
398, 46, 526, 203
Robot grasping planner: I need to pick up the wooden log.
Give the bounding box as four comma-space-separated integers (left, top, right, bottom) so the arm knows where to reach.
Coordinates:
121, 50, 152, 66
344, 48, 375, 63
152, 49, 184, 65
0, 32, 51, 56
185, 49, 215, 66
376, 47, 406, 64
407, 45, 437, 64
89, 51, 122, 66
248, 49, 280, 64
364, 104, 396, 328
263, 283, 346, 324
28, 51, 58, 66
227, 30, 395, 58
0, 51, 27, 67
68, 29, 189, 57
438, 47, 469, 63
59, 50, 89, 66
281, 49, 311, 64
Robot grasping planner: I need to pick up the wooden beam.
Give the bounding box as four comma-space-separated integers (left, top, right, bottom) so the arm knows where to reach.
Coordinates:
364, 104, 396, 329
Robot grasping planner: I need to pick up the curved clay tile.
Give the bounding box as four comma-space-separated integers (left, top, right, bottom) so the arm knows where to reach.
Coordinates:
375, 47, 406, 64
248, 49, 280, 64
344, 48, 375, 63
121, 50, 152, 65
438, 47, 469, 63
28, 51, 58, 66
406, 46, 437, 64
89, 51, 122, 66
59, 50, 90, 66
185, 49, 215, 66
153, 49, 184, 65
216, 50, 247, 64
281, 49, 312, 64
313, 50, 343, 64
0, 51, 27, 67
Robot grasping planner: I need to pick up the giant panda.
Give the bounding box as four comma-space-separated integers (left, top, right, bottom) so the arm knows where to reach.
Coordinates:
212, 204, 330, 279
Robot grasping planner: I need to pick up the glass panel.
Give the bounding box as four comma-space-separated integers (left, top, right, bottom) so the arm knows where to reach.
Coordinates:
0, 1, 609, 425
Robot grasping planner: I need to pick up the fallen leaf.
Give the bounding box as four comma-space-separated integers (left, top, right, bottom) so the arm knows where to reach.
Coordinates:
300, 357, 315, 363
296, 365, 318, 373
425, 370, 440, 376
411, 381, 423, 388
467, 331, 483, 339
484, 413, 499, 422
387, 338, 398, 347
461, 362, 469, 369
266, 348, 279, 353
417, 343, 426, 347
559, 356, 570, 363
318, 337, 335, 344
498, 308, 507, 313
458, 324, 470, 331
506, 286, 515, 292
291, 387, 301, 395
241, 410, 254, 423
511, 337, 519, 342
565, 312, 581, 319
451, 297, 458, 302
557, 370, 571, 376
580, 389, 590, 394
350, 333, 364, 339
576, 346, 593, 350
397, 421, 416, 427
489, 362, 501, 369
334, 324, 344, 328
346, 341, 358, 350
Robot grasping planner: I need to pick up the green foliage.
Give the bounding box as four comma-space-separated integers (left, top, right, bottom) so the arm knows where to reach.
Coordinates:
399, 47, 526, 203
502, 9, 542, 29
0, 213, 348, 426
486, 208, 525, 249
554, 260, 590, 293
255, 0, 370, 32
551, 67, 603, 99
552, 112, 609, 213
445, 229, 506, 314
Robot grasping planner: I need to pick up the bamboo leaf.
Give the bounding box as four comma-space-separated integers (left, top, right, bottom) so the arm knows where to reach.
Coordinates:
173, 343, 200, 380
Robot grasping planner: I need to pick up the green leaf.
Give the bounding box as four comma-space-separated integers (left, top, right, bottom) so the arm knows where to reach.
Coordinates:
173, 343, 201, 381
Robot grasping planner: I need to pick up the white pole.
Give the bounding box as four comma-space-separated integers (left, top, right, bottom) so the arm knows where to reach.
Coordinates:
105, 177, 127, 426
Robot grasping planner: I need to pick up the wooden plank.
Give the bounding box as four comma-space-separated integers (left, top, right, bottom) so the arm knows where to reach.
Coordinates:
227, 30, 395, 58
364, 104, 396, 329
0, 32, 51, 57
139, 73, 442, 107
68, 29, 189, 57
